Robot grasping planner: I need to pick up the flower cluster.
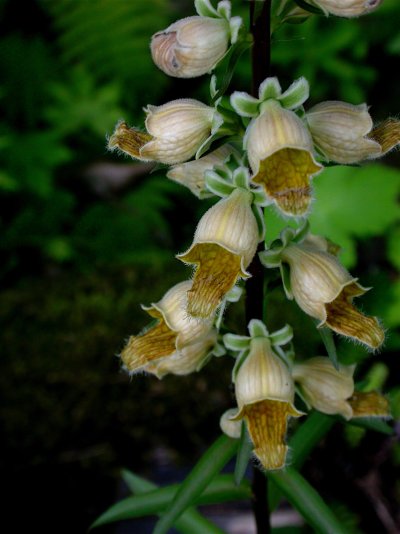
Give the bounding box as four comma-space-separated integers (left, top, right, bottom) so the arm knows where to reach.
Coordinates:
109, 0, 396, 472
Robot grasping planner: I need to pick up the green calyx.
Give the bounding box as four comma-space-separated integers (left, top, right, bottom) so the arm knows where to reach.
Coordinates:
224, 319, 294, 381
194, 0, 243, 44
230, 76, 310, 118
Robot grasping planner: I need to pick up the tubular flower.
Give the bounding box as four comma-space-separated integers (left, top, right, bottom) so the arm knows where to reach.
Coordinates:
121, 281, 214, 373
280, 242, 384, 349
231, 337, 303, 470
245, 100, 322, 216
167, 145, 234, 198
108, 99, 215, 165
151, 17, 230, 78
293, 357, 355, 419
145, 329, 217, 378
311, 0, 382, 17
177, 188, 259, 319
306, 101, 382, 163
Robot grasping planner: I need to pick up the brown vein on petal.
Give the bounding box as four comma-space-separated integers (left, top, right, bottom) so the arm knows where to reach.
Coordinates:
108, 122, 152, 159
182, 244, 242, 318
252, 149, 321, 216
349, 391, 390, 418
325, 284, 384, 349
369, 118, 400, 155
121, 319, 177, 372
244, 400, 302, 471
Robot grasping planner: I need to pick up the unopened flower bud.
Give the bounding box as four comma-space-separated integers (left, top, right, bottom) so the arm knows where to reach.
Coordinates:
151, 16, 230, 78
167, 145, 233, 198
281, 242, 385, 349
312, 0, 382, 18
245, 100, 322, 216
231, 337, 303, 470
177, 188, 259, 318
306, 101, 381, 163
293, 357, 355, 419
121, 281, 213, 373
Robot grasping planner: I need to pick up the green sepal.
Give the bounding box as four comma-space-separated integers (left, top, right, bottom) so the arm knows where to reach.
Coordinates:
258, 76, 282, 101
232, 166, 250, 189
223, 333, 251, 352
251, 204, 266, 242
259, 248, 282, 268
252, 187, 270, 207
195, 0, 219, 18
248, 318, 269, 338
278, 76, 309, 110
269, 323, 293, 347
230, 91, 260, 118
229, 16, 243, 44
293, 0, 326, 15
317, 325, 339, 370
280, 262, 293, 299
231, 349, 249, 382
225, 284, 243, 303
216, 0, 231, 19
205, 170, 236, 197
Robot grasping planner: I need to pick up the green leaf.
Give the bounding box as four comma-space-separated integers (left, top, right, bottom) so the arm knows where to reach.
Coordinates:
234, 423, 253, 485
310, 164, 400, 267
269, 467, 348, 534
348, 418, 393, 435
153, 435, 239, 534
92, 473, 249, 529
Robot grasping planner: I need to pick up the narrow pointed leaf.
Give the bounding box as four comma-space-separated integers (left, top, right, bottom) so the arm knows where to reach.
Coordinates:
153, 435, 239, 534
234, 423, 253, 485
92, 473, 249, 529
348, 417, 393, 435
269, 467, 348, 534
120, 470, 224, 534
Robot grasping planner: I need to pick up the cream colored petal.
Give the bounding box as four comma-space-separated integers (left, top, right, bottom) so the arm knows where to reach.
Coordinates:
235, 338, 295, 408
307, 101, 381, 163
220, 408, 243, 439
313, 0, 382, 17
151, 17, 229, 78
282, 244, 355, 321
293, 357, 355, 419
107, 121, 153, 161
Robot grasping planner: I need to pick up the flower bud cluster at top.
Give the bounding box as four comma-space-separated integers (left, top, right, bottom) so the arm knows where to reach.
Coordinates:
108, 0, 396, 471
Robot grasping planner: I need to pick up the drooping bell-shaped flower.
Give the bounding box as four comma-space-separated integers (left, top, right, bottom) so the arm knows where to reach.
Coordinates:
245, 100, 322, 216
151, 17, 230, 78
260, 224, 385, 349
177, 187, 259, 319
306, 101, 382, 163
279, 242, 384, 349
293, 357, 355, 419
108, 99, 215, 165
121, 280, 214, 373
311, 0, 382, 18
230, 334, 303, 470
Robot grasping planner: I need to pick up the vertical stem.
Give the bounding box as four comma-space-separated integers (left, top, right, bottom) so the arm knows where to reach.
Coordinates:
247, 2, 272, 534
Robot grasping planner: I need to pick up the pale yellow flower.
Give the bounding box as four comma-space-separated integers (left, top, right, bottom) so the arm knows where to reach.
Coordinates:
177, 188, 259, 318
245, 100, 322, 216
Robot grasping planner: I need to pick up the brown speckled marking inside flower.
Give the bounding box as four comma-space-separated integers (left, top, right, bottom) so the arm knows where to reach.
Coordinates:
242, 399, 302, 471
349, 391, 390, 418
252, 148, 321, 216
108, 122, 152, 159
325, 283, 384, 349
121, 319, 177, 372
183, 243, 242, 318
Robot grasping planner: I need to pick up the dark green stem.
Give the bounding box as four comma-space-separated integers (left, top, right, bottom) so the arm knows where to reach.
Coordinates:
247, 1, 272, 533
